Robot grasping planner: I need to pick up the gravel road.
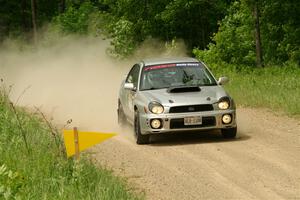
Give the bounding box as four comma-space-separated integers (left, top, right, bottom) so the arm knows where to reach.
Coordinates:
93, 108, 300, 200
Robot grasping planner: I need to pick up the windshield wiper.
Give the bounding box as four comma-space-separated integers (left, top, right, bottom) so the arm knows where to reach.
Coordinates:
185, 78, 217, 87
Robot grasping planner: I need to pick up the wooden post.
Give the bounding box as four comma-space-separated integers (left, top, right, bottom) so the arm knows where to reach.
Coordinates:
73, 127, 80, 160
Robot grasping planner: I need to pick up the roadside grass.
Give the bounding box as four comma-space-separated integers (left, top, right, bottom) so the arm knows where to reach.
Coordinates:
0, 84, 142, 199
212, 65, 300, 117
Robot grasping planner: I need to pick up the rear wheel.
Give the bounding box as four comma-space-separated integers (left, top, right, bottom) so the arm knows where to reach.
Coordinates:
221, 127, 237, 138
134, 110, 150, 144
118, 101, 127, 126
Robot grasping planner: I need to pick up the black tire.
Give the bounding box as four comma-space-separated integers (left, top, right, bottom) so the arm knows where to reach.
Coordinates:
134, 110, 150, 144
221, 127, 237, 139
118, 101, 127, 126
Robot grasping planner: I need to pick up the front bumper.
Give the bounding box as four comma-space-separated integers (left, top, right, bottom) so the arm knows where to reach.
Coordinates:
139, 110, 237, 135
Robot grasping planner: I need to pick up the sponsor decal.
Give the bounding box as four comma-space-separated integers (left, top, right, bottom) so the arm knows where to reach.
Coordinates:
144, 63, 200, 71
144, 64, 176, 71
176, 63, 200, 66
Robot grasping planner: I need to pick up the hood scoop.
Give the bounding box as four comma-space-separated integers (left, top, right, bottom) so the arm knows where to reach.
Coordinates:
167, 86, 201, 93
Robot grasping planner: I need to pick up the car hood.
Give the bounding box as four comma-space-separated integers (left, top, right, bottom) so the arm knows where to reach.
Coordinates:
139, 86, 228, 106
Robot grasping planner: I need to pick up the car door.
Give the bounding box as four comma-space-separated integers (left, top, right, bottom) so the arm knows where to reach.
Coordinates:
123, 64, 140, 123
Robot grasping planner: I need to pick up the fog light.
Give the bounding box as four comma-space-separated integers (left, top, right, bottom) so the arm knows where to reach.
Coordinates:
222, 114, 232, 124
151, 119, 161, 129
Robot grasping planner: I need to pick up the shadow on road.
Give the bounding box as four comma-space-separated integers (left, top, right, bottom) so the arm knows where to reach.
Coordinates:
149, 130, 250, 146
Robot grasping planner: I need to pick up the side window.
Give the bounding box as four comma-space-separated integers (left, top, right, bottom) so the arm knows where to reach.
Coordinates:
126, 64, 140, 88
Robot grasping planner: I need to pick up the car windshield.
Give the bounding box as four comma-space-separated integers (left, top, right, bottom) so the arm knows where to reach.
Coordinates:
140, 62, 217, 91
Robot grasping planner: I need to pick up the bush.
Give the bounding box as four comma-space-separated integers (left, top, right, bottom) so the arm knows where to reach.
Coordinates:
106, 18, 137, 58
53, 2, 96, 35
193, 1, 255, 66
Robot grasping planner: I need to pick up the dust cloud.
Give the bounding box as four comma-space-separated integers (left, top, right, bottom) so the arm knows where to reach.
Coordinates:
0, 36, 187, 134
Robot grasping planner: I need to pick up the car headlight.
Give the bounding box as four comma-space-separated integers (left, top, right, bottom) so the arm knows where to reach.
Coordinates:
218, 97, 230, 110
148, 102, 164, 114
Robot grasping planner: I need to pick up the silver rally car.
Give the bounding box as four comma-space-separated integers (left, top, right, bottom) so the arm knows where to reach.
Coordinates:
118, 58, 237, 144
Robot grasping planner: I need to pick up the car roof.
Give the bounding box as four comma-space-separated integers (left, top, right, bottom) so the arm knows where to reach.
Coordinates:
141, 57, 199, 66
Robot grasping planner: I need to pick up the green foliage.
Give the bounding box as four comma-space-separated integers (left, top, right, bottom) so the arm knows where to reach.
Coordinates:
51, 1, 139, 57
50, 0, 228, 57
0, 1, 25, 39
0, 0, 61, 42
0, 84, 142, 200
53, 2, 96, 34
194, 0, 300, 66
1, 0, 299, 62
261, 0, 300, 65
193, 1, 256, 66
160, 0, 228, 49
0, 164, 24, 199
108, 18, 137, 58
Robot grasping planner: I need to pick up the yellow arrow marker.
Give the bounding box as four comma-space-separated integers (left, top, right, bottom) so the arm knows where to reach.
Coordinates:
63, 129, 116, 158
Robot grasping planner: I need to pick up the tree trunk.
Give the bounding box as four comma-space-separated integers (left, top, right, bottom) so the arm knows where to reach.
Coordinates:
21, 0, 28, 33
31, 0, 37, 45
59, 0, 66, 13
200, 17, 205, 49
253, 1, 263, 67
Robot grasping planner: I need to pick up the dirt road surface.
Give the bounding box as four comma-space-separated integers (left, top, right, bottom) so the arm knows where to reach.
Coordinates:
93, 107, 300, 200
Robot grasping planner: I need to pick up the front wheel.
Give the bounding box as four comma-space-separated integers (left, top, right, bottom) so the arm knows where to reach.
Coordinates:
134, 110, 150, 144
221, 127, 237, 139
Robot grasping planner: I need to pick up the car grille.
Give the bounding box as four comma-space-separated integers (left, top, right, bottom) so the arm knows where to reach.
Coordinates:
169, 104, 213, 113
170, 116, 216, 129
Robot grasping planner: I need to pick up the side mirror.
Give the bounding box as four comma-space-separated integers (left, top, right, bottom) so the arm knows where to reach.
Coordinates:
124, 83, 135, 90
218, 77, 229, 85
